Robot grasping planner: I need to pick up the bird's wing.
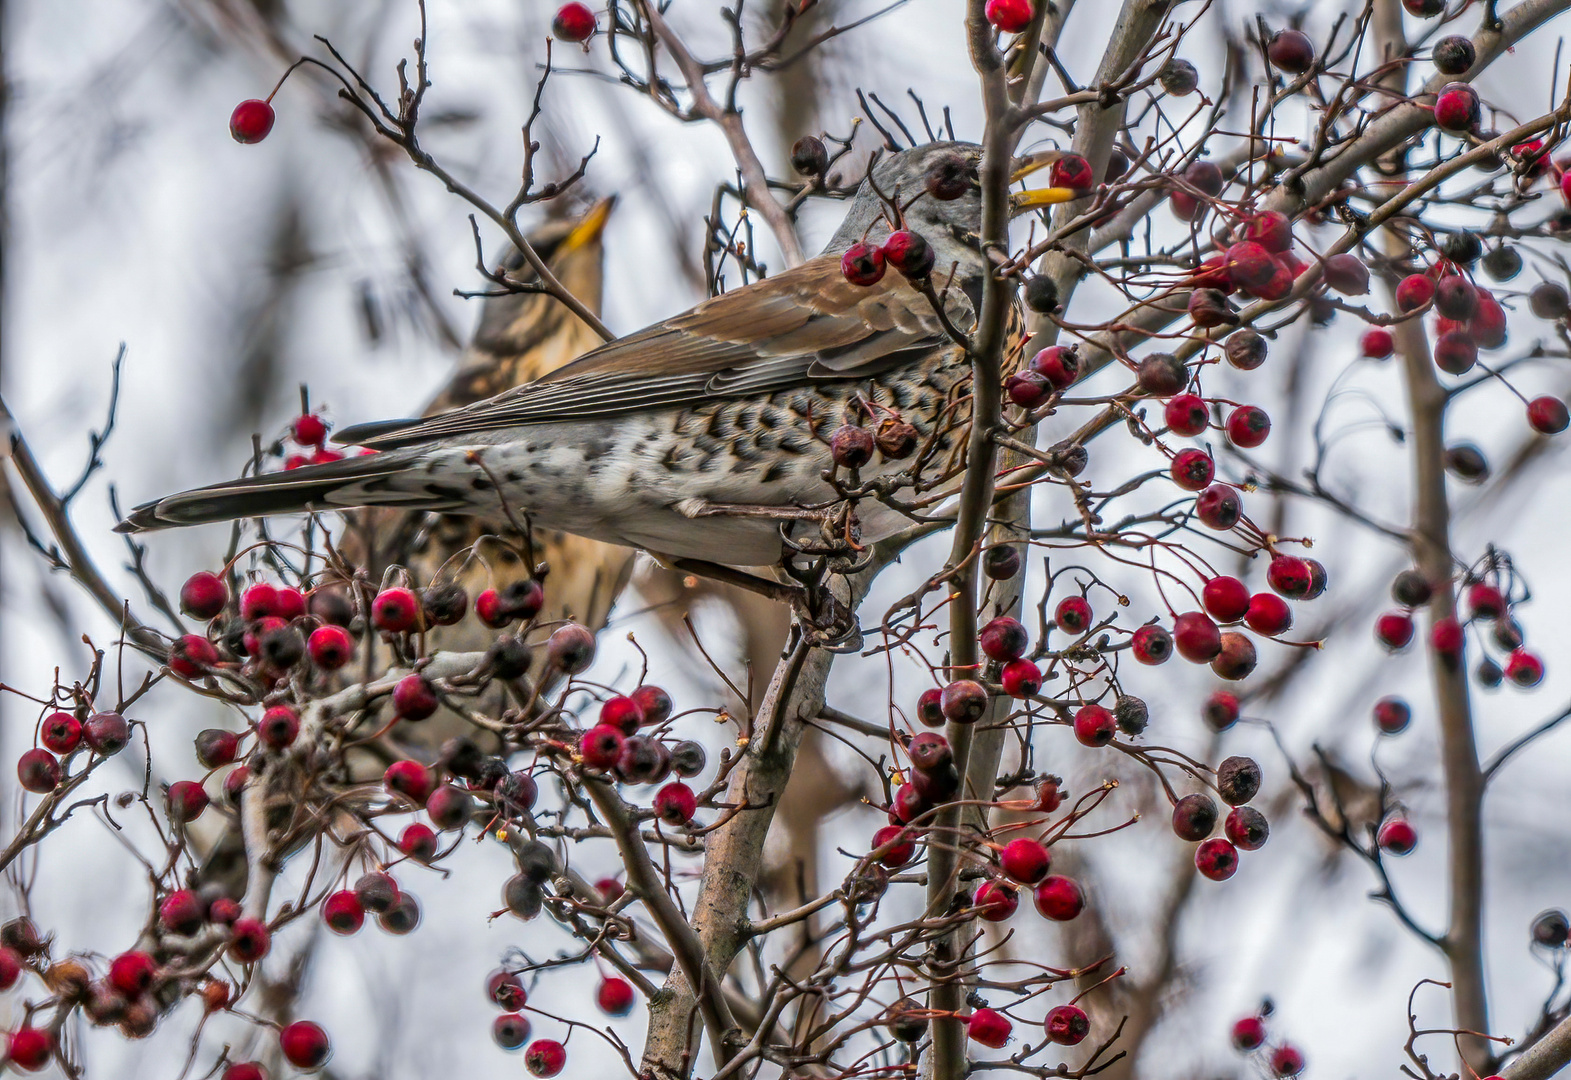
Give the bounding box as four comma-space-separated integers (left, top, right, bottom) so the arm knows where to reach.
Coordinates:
339, 254, 971, 450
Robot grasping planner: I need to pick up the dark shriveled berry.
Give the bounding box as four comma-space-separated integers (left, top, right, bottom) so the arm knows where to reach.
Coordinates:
1159, 58, 1199, 95
1023, 275, 1059, 314
1113, 694, 1149, 735
925, 152, 972, 200
1216, 756, 1262, 805
790, 135, 829, 177
1137, 352, 1188, 395
1224, 328, 1268, 370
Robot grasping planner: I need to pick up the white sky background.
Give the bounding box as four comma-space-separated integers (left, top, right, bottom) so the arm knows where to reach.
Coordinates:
3, 0, 1571, 1077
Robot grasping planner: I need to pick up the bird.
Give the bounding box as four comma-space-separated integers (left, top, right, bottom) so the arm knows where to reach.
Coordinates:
342, 195, 635, 658
118, 142, 1078, 567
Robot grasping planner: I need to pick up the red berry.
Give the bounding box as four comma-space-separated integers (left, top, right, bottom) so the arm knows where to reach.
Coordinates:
1169, 448, 1215, 491
968, 1007, 1013, 1048
1266, 555, 1311, 598
973, 879, 1019, 922
600, 695, 646, 736
1131, 624, 1173, 665
525, 1038, 567, 1077
168, 634, 220, 679
915, 687, 945, 727
398, 823, 439, 861
1245, 593, 1293, 636
1045, 1003, 1090, 1045
1202, 577, 1250, 623
597, 976, 636, 1016
474, 588, 515, 628
1430, 615, 1465, 660
1173, 611, 1222, 662
229, 99, 275, 144
1528, 396, 1569, 434
228, 917, 270, 964
630, 685, 673, 725
580, 725, 624, 770
1195, 837, 1239, 880
1506, 649, 1545, 687
1324, 252, 1370, 295
941, 680, 990, 724
222, 1065, 266, 1080
1434, 329, 1478, 374
1050, 153, 1094, 191
882, 230, 935, 278
280, 1021, 332, 1070
258, 705, 299, 750
1164, 393, 1209, 436
1466, 582, 1506, 618
384, 760, 435, 805
1244, 211, 1294, 253
984, 0, 1033, 33
979, 616, 1029, 661
1030, 345, 1081, 389
371, 587, 420, 633
1000, 658, 1043, 698
1212, 632, 1258, 680
655, 781, 697, 826
392, 674, 439, 721
40, 712, 81, 755
1374, 697, 1411, 734
159, 889, 205, 936
1225, 406, 1271, 448
426, 784, 473, 831
1224, 241, 1278, 291
1073, 703, 1116, 747
292, 414, 328, 446
181, 572, 229, 620
999, 837, 1051, 884
552, 2, 597, 41
487, 968, 527, 1010
7, 1028, 52, 1072
546, 623, 596, 674
1203, 689, 1240, 730
209, 897, 242, 925
1055, 596, 1093, 634
167, 780, 210, 823
840, 242, 886, 287
1196, 484, 1242, 529
1006, 372, 1053, 408
1375, 611, 1416, 651
16, 749, 59, 794
1225, 806, 1270, 850
109, 951, 156, 997
1361, 327, 1395, 359
1271, 1044, 1306, 1077
239, 583, 279, 621
1396, 273, 1435, 312
322, 890, 365, 935
1232, 1015, 1267, 1050
1434, 82, 1480, 133
84, 711, 130, 756
1033, 874, 1085, 920
307, 624, 354, 669
1172, 793, 1219, 840
1378, 817, 1418, 855
1267, 29, 1315, 73
0, 948, 21, 991
871, 824, 916, 868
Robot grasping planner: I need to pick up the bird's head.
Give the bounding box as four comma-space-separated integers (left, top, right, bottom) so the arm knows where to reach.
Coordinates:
825, 141, 1087, 259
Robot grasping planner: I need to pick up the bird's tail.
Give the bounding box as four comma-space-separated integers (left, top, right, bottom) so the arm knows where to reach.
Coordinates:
116, 447, 473, 533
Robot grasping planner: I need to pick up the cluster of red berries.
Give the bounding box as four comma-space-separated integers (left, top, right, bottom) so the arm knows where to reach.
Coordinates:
840, 228, 938, 287
484, 963, 633, 1064
1169, 755, 1268, 882
1230, 1006, 1304, 1077
576, 685, 706, 826
16, 708, 132, 795
283, 413, 345, 471
1373, 569, 1544, 692
964, 998, 1092, 1050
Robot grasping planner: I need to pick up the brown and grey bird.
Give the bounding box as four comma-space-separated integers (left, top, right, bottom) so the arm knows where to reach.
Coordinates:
118, 143, 1077, 563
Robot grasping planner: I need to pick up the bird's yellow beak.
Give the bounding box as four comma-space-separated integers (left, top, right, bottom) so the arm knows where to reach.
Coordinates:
1009, 150, 1083, 213
561, 195, 616, 252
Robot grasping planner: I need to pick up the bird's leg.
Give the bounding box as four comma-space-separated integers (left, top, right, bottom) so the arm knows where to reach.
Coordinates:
658, 557, 802, 606
780, 556, 862, 653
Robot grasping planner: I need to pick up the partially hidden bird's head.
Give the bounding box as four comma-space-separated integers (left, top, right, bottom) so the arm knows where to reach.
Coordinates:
439, 195, 616, 413
825, 140, 1085, 268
